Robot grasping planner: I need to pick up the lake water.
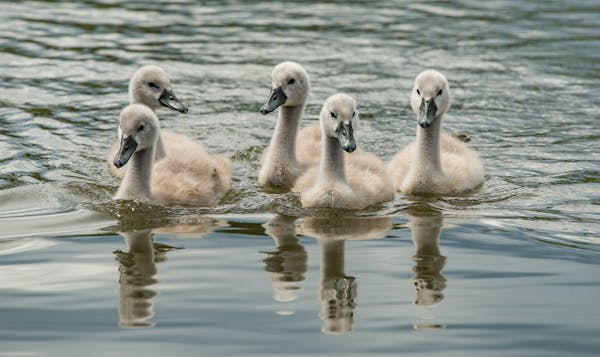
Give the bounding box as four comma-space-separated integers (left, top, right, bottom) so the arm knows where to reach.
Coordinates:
1, 1, 599, 356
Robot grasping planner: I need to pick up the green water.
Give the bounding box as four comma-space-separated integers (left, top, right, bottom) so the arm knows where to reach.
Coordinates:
1, 1, 599, 356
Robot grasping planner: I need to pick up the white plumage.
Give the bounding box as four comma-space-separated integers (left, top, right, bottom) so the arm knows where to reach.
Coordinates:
113, 104, 231, 206
109, 65, 190, 179
388, 70, 484, 195
293, 94, 394, 209
258, 61, 322, 189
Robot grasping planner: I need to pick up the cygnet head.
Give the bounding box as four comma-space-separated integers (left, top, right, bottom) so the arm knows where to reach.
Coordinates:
320, 93, 359, 153
410, 70, 451, 128
260, 61, 310, 114
113, 104, 160, 168
129, 65, 189, 114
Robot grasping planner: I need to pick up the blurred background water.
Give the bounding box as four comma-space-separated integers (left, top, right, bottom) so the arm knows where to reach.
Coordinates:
0, 1, 599, 356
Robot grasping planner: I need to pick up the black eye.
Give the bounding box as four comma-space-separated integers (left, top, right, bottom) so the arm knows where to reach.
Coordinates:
416, 89, 421, 95
330, 112, 337, 119
148, 82, 159, 89
437, 89, 443, 96
137, 124, 145, 132
288, 78, 295, 85
352, 111, 356, 118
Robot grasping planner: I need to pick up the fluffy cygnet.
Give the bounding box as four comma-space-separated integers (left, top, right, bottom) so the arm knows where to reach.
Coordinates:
109, 65, 191, 178
113, 104, 231, 206
388, 70, 484, 195
293, 94, 394, 209
258, 61, 322, 189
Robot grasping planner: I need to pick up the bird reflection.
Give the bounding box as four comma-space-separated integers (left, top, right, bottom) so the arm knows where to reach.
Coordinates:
114, 229, 159, 328
299, 215, 392, 335
407, 205, 447, 330
262, 215, 307, 304
114, 220, 221, 328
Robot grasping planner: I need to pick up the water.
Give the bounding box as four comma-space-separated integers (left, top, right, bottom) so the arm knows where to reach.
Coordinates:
1, 0, 599, 356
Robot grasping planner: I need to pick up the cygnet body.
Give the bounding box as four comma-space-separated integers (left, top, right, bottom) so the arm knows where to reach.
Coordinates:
388, 70, 484, 195
113, 104, 231, 206
109, 65, 192, 178
258, 61, 322, 189
293, 94, 394, 209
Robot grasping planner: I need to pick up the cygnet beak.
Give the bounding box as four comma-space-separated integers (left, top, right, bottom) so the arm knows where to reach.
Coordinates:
158, 88, 189, 114
113, 136, 138, 168
336, 122, 357, 153
260, 86, 287, 115
418, 99, 437, 128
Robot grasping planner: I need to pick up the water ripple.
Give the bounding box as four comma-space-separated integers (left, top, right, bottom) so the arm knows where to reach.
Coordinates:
0, 0, 598, 250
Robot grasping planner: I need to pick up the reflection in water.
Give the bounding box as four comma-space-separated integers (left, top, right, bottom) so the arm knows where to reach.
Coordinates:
114, 221, 217, 328
318, 239, 356, 335
262, 215, 307, 304
300, 215, 392, 335
114, 229, 180, 328
407, 206, 447, 330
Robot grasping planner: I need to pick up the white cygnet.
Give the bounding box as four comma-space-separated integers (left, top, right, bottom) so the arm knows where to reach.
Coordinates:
113, 104, 231, 206
258, 61, 322, 189
388, 70, 484, 195
293, 93, 394, 209
108, 65, 193, 178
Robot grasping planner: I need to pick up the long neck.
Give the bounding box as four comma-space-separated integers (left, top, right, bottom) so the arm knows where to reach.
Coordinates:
154, 134, 166, 160
147, 107, 166, 160
116, 145, 155, 201
318, 134, 346, 184
268, 105, 303, 163
413, 115, 443, 174
130, 96, 166, 160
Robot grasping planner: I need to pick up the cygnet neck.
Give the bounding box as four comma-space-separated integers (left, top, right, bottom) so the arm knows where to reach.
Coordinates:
269, 105, 304, 164
318, 134, 347, 185
413, 114, 443, 175
153, 131, 167, 159
131, 98, 166, 159
116, 145, 155, 201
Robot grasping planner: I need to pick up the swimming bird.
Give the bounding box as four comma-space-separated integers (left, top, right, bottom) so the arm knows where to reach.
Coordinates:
293, 94, 394, 209
388, 70, 484, 195
113, 104, 231, 206
258, 61, 322, 190
109, 65, 191, 178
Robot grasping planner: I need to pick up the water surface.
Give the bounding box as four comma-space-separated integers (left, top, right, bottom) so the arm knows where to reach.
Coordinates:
1, 1, 599, 356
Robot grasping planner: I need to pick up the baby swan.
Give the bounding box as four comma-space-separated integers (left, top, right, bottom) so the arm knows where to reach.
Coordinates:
109, 65, 190, 178
293, 94, 394, 209
258, 61, 321, 190
388, 70, 484, 195
113, 104, 231, 206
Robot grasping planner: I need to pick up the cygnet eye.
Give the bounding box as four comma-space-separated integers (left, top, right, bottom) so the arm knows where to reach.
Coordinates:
330, 112, 337, 119
352, 111, 356, 118
416, 89, 421, 96
437, 89, 443, 96
137, 124, 145, 132
288, 78, 295, 85
148, 82, 159, 89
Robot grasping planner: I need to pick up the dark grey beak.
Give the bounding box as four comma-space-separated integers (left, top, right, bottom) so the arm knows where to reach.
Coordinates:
158, 88, 189, 114
418, 99, 437, 128
260, 86, 287, 115
113, 136, 138, 168
336, 122, 357, 153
